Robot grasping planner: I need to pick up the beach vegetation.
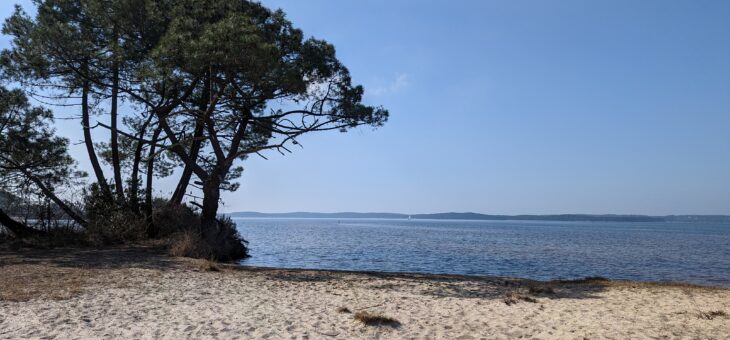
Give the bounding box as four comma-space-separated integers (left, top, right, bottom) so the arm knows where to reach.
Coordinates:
504, 291, 538, 305
193, 258, 221, 272
698, 310, 727, 320
353, 311, 400, 327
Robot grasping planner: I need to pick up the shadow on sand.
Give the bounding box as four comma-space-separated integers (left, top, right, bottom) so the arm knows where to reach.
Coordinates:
0, 245, 177, 270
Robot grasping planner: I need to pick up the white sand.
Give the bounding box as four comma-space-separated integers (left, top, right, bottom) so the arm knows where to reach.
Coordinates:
1, 248, 729, 339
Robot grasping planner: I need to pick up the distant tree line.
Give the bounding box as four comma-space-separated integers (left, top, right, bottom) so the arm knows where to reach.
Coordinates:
0, 0, 387, 259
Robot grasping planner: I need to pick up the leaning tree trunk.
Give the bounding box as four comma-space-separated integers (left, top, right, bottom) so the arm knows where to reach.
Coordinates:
128, 115, 153, 215
19, 168, 88, 228
170, 120, 204, 205
170, 99, 207, 205
0, 208, 43, 238
81, 74, 112, 201
144, 127, 162, 238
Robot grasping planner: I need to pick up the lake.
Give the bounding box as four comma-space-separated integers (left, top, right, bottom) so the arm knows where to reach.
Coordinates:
235, 218, 730, 287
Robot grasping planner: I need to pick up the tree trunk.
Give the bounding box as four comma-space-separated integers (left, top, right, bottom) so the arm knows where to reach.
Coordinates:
170, 163, 193, 205
170, 120, 205, 205
200, 174, 222, 246
81, 75, 112, 201
170, 81, 209, 206
110, 65, 124, 202
0, 208, 43, 238
144, 127, 162, 238
128, 115, 153, 214
129, 142, 142, 213
20, 169, 88, 228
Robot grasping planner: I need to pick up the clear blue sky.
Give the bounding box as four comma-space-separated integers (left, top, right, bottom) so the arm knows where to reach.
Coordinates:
2, 1, 729, 215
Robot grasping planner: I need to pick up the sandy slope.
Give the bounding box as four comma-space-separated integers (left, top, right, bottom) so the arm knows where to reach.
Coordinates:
0, 247, 728, 339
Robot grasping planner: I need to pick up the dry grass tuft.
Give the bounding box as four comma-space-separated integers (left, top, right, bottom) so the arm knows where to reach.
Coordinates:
337, 306, 352, 313
193, 259, 220, 272
504, 291, 538, 305
169, 230, 212, 259
353, 311, 401, 327
698, 310, 727, 320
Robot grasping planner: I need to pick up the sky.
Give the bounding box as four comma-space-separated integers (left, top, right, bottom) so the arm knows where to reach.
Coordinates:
1, 0, 729, 215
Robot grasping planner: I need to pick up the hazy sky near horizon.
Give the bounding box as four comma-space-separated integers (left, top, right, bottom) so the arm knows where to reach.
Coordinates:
1, 1, 729, 215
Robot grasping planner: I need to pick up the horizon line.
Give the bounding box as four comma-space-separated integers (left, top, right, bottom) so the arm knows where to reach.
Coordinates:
224, 211, 730, 217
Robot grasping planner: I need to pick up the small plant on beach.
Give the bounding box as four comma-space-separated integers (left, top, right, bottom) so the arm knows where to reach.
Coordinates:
337, 307, 352, 314
194, 259, 221, 272
353, 312, 400, 327
504, 291, 538, 305
698, 310, 727, 320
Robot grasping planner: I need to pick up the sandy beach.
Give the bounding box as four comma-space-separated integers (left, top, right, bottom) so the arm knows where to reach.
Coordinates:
1, 247, 728, 339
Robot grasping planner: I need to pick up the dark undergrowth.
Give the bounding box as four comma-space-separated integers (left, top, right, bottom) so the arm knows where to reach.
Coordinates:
1, 200, 248, 262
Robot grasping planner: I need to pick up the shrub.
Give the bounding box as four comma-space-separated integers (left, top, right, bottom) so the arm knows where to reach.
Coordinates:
88, 210, 146, 245
151, 201, 200, 237
169, 229, 212, 259
83, 184, 145, 245
167, 215, 249, 261
207, 215, 249, 261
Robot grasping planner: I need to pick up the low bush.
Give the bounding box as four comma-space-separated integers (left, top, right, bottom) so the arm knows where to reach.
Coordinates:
169, 229, 213, 259
83, 185, 146, 245
207, 216, 249, 261
151, 201, 200, 237
167, 213, 248, 261
86, 210, 146, 245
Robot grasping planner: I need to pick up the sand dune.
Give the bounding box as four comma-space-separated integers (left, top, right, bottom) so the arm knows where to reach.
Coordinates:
1, 247, 728, 339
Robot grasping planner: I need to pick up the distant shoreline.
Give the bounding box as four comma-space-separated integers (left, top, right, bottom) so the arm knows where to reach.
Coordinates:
228, 211, 730, 223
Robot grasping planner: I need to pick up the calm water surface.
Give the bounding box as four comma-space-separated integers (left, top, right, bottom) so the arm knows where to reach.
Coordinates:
235, 218, 730, 287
